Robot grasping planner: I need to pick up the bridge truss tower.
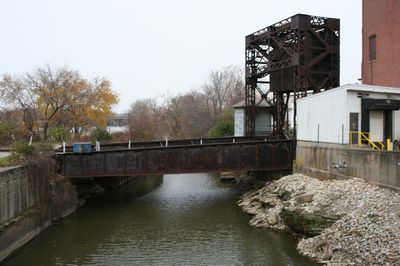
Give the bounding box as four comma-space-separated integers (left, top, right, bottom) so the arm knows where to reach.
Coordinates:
245, 14, 340, 137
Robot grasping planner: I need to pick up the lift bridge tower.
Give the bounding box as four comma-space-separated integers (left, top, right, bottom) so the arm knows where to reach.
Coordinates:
245, 14, 340, 137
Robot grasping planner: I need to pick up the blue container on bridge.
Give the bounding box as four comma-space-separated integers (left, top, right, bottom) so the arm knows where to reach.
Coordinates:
72, 142, 92, 153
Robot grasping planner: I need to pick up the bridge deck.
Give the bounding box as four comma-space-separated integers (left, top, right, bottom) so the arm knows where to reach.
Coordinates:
57, 137, 293, 178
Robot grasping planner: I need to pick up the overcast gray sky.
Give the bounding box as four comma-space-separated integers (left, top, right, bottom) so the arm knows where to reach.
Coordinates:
0, 0, 362, 113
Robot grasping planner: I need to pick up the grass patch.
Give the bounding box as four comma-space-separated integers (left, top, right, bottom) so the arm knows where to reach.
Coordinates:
0, 153, 22, 167
281, 208, 341, 237
0, 156, 11, 167
0, 141, 57, 168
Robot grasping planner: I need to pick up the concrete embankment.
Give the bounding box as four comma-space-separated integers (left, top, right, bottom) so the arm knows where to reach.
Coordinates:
0, 159, 78, 262
296, 140, 400, 190
0, 158, 163, 263
239, 173, 400, 265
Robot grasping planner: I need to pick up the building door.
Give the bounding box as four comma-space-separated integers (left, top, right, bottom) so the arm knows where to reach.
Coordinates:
370, 110, 384, 141
349, 113, 359, 144
384, 110, 393, 141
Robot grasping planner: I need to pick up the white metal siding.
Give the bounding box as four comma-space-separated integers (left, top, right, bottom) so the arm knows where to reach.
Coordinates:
234, 108, 245, 137
297, 84, 400, 144
346, 91, 362, 132
297, 89, 347, 144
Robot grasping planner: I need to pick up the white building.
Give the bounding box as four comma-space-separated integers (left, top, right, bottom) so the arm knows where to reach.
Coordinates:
234, 101, 272, 136
106, 113, 128, 134
297, 84, 400, 145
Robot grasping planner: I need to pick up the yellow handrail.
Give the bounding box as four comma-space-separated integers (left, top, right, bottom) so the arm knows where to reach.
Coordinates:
349, 131, 385, 150
360, 132, 384, 150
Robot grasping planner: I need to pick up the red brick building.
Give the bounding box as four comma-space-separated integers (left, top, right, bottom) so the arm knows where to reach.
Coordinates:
362, 0, 400, 87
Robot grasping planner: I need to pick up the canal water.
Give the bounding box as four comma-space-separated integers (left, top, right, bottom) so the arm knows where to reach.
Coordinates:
4, 174, 315, 266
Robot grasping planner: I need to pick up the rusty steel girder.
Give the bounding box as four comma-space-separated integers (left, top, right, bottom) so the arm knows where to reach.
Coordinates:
245, 14, 340, 136
57, 139, 293, 178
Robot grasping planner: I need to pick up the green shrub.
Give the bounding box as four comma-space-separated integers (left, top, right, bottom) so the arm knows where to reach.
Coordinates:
90, 127, 112, 142
208, 110, 234, 137
32, 142, 54, 152
0, 156, 11, 167
12, 140, 36, 156
48, 125, 70, 142
0, 122, 17, 146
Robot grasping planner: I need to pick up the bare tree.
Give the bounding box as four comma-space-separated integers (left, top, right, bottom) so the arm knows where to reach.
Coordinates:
120, 65, 245, 141
0, 74, 38, 135
164, 91, 213, 138
127, 99, 166, 141
201, 65, 244, 123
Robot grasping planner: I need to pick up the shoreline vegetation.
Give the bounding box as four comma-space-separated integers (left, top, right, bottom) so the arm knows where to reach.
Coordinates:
238, 173, 400, 265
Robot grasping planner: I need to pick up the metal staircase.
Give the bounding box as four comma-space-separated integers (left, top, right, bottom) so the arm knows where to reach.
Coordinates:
349, 131, 385, 150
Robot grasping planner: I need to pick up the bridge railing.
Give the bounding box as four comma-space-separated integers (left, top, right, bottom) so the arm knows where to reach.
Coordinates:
57, 138, 293, 178
56, 136, 283, 154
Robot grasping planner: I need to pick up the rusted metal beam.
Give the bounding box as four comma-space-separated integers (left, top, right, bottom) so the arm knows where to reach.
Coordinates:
245, 14, 340, 136
57, 139, 293, 178
56, 136, 280, 153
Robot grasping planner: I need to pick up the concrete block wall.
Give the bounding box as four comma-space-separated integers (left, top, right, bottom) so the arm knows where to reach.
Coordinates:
0, 163, 78, 262
0, 167, 34, 224
296, 141, 400, 190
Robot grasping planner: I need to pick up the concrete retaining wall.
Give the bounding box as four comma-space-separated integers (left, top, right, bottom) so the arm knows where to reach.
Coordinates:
97, 176, 137, 190
0, 160, 78, 262
0, 167, 33, 225
296, 141, 400, 190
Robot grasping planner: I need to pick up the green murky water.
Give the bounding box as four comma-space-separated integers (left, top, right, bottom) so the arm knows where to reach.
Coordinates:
3, 174, 315, 265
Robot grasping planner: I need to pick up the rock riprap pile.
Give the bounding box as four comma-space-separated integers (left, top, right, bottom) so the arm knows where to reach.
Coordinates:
238, 173, 400, 265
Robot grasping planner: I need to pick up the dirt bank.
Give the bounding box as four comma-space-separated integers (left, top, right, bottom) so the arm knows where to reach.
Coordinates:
238, 173, 400, 265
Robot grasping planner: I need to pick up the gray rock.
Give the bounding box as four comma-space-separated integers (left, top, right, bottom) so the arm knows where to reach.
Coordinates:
239, 173, 400, 265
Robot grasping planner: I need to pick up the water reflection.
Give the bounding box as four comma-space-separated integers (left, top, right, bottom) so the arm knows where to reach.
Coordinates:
4, 174, 315, 266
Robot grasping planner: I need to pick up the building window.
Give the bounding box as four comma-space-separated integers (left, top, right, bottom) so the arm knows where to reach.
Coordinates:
369, 34, 376, 61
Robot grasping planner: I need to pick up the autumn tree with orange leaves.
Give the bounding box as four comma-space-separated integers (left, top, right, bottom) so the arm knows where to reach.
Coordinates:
0, 66, 118, 140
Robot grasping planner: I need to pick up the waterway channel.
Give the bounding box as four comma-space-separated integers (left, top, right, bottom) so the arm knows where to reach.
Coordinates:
3, 173, 316, 265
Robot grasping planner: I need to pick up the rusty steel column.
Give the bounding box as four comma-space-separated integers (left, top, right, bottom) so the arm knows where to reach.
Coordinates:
245, 14, 340, 138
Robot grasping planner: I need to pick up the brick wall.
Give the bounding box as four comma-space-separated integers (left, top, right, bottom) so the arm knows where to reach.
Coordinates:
362, 0, 400, 87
